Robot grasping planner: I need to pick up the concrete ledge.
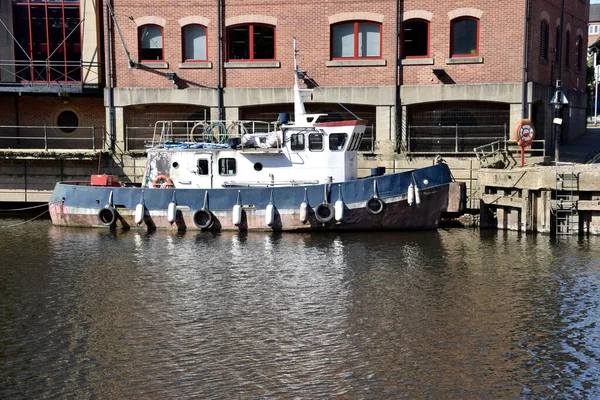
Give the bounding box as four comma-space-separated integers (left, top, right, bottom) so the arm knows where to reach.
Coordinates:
401, 82, 523, 104
224, 61, 280, 68
402, 58, 434, 66
178, 62, 212, 69
137, 62, 169, 69
326, 59, 387, 67
573, 200, 600, 211
446, 56, 483, 65
481, 193, 524, 208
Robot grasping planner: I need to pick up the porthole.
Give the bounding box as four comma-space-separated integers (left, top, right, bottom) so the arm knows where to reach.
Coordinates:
254, 162, 263, 171
56, 110, 79, 134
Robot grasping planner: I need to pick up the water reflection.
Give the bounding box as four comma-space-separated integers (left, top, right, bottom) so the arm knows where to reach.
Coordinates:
1, 222, 600, 398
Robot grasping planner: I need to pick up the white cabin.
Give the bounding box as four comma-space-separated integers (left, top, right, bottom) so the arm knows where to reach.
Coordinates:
143, 117, 366, 189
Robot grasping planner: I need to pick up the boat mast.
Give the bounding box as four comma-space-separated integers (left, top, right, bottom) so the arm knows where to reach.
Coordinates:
293, 38, 306, 122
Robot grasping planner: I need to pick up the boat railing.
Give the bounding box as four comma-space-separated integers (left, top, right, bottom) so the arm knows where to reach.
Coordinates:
151, 120, 280, 148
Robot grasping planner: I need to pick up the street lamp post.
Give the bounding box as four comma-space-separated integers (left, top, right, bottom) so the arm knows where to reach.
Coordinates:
595, 50, 599, 125
551, 0, 566, 162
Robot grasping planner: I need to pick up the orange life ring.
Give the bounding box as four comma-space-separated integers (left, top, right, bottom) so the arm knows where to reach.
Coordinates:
152, 174, 175, 188
514, 119, 535, 147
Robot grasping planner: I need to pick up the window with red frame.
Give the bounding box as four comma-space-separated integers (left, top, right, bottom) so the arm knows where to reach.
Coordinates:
450, 17, 479, 57
403, 19, 429, 58
139, 24, 163, 62
183, 24, 207, 61
12, 0, 82, 83
331, 21, 381, 59
227, 24, 275, 61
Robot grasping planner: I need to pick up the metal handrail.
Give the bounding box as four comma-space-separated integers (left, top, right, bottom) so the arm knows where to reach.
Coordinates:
0, 125, 104, 151
0, 60, 97, 85
474, 139, 546, 162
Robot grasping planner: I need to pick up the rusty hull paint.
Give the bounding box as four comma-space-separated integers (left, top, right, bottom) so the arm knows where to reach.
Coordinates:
49, 186, 450, 231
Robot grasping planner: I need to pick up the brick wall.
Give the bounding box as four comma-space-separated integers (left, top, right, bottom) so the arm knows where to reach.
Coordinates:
16, 96, 105, 127
110, 0, 584, 91
0, 96, 17, 126
529, 0, 589, 91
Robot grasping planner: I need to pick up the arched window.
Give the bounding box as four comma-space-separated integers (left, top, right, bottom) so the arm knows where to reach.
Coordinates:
565, 30, 571, 68
450, 17, 479, 57
403, 19, 429, 58
227, 24, 275, 61
540, 20, 549, 60
331, 21, 381, 59
139, 24, 163, 61
576, 34, 583, 71
183, 24, 207, 61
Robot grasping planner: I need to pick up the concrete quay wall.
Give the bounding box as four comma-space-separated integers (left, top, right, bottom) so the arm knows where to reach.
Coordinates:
478, 165, 600, 235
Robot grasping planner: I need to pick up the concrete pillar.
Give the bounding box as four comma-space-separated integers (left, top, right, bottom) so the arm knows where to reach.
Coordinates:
375, 105, 395, 155
210, 107, 220, 122
507, 207, 520, 231
81, 0, 101, 85
225, 107, 240, 123
509, 103, 523, 141
522, 189, 531, 232
497, 207, 506, 230
537, 190, 547, 233
111, 106, 125, 152
479, 198, 494, 229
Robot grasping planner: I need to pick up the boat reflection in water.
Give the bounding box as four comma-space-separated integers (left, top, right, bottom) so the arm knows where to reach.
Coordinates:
1, 223, 600, 398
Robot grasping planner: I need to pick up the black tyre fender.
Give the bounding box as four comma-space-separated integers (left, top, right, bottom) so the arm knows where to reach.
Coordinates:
193, 208, 214, 229
98, 206, 118, 227
366, 196, 385, 215
314, 203, 335, 223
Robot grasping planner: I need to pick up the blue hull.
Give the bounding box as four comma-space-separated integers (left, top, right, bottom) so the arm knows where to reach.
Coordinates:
49, 163, 454, 231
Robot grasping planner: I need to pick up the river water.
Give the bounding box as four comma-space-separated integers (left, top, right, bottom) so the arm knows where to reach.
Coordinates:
1, 218, 600, 399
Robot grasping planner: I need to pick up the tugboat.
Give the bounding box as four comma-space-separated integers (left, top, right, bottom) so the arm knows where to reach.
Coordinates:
49, 40, 459, 231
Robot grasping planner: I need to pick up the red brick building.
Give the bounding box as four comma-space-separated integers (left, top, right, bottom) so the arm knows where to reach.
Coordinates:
0, 0, 105, 150
0, 0, 590, 158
